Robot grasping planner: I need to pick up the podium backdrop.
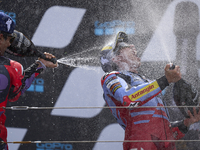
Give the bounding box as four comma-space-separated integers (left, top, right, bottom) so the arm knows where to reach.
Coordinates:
1, 0, 200, 149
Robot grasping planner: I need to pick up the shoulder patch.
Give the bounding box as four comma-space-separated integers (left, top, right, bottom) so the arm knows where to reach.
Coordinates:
101, 71, 120, 86
105, 76, 118, 86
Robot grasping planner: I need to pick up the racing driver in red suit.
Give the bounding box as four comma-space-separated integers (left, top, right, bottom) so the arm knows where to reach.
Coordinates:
0, 12, 58, 150
100, 32, 200, 150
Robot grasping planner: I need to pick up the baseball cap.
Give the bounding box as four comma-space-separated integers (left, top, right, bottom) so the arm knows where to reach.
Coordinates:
0, 12, 15, 34
100, 31, 129, 72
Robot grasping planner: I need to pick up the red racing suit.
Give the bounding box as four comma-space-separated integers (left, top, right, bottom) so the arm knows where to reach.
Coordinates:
0, 56, 44, 149
101, 71, 187, 150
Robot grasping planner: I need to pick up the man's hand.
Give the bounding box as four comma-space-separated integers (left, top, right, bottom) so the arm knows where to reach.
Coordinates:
165, 64, 181, 83
38, 52, 58, 68
184, 107, 200, 127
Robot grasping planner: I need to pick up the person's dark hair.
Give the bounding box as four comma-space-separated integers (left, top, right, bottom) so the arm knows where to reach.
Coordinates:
0, 31, 9, 40
0, 31, 15, 43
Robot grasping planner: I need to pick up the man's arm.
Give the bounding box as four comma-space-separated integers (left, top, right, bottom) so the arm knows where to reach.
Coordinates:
170, 106, 200, 140
8, 52, 58, 101
20, 52, 58, 94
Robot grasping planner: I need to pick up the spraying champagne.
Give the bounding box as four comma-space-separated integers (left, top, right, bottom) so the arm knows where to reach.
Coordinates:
173, 1, 199, 88
172, 1, 200, 118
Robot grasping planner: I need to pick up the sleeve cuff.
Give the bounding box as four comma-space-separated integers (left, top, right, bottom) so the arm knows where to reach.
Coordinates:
170, 120, 188, 134
178, 120, 188, 134
36, 60, 46, 70
156, 75, 169, 90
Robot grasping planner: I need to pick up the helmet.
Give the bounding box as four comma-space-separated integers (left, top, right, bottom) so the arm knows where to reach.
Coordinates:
0, 12, 15, 34
100, 31, 129, 72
